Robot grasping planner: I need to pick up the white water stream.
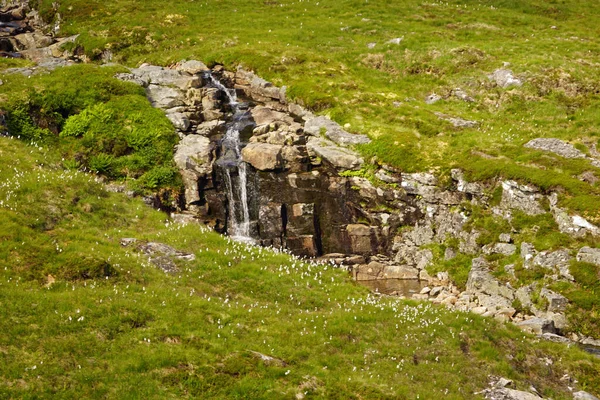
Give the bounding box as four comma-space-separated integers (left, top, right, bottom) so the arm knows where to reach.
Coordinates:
207, 74, 253, 242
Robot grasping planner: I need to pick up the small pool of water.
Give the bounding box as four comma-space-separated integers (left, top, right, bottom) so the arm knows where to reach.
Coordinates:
357, 279, 427, 297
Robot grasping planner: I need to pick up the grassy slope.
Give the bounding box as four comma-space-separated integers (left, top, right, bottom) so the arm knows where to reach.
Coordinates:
0, 136, 599, 398
39, 0, 600, 218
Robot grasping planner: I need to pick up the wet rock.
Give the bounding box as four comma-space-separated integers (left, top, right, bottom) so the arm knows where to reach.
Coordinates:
241, 142, 283, 171
196, 120, 226, 137
576, 246, 600, 266
304, 115, 370, 146
524, 138, 586, 159
488, 68, 523, 88
516, 318, 557, 335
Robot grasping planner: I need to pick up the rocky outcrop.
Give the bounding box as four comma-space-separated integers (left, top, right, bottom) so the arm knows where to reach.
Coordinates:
129, 60, 599, 345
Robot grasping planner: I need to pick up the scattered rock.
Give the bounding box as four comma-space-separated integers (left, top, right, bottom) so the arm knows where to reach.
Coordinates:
451, 88, 475, 102
249, 351, 287, 367
435, 112, 479, 128
367, 42, 377, 49
386, 37, 403, 45
488, 68, 523, 88
425, 93, 442, 104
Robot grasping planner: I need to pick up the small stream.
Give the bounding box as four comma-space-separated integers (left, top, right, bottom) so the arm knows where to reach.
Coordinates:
205, 72, 256, 243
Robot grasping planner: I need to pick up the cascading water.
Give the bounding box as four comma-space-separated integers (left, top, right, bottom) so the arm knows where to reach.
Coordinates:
205, 73, 255, 242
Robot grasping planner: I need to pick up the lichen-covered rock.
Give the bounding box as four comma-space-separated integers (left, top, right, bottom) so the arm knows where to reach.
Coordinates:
540, 288, 568, 313
524, 138, 586, 159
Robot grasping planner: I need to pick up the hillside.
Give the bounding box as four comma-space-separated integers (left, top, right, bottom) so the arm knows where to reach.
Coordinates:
0, 133, 598, 399
1, 0, 600, 398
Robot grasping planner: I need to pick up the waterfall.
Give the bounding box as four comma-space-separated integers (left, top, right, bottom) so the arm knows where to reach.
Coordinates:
206, 73, 254, 242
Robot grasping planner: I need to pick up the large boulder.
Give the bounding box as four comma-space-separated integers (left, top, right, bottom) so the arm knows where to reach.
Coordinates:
241, 142, 283, 171
304, 115, 370, 146
146, 85, 186, 109
306, 137, 363, 170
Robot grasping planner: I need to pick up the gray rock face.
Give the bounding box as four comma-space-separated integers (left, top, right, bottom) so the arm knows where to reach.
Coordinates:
129, 64, 200, 90
577, 246, 600, 266
304, 115, 370, 146
501, 180, 545, 215
524, 138, 586, 159
488, 68, 523, 88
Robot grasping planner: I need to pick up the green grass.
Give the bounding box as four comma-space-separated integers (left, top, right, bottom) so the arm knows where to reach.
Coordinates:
28, 0, 600, 219
0, 64, 181, 194
1, 137, 599, 398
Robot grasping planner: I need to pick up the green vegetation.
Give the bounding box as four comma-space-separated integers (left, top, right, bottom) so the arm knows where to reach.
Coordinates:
1, 0, 600, 396
0, 64, 181, 194
1, 136, 599, 398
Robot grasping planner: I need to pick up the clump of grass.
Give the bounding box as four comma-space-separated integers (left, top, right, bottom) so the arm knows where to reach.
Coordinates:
1, 65, 181, 193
